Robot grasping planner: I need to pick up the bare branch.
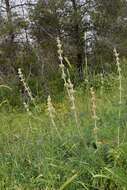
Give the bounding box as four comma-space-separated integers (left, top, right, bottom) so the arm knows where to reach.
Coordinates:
11, 3, 37, 9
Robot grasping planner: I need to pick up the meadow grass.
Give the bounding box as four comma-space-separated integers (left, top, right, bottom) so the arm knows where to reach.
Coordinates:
0, 74, 127, 190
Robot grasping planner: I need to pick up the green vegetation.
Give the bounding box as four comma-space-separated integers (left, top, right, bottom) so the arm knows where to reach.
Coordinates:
1, 1, 127, 189
0, 71, 127, 189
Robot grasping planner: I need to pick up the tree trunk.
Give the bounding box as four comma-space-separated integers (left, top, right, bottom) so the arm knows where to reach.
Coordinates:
5, 0, 14, 44
71, 0, 84, 81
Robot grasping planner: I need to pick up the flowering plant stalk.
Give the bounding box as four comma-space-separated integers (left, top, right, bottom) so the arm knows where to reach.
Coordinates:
90, 87, 99, 146
47, 95, 61, 139
114, 48, 122, 147
56, 37, 80, 135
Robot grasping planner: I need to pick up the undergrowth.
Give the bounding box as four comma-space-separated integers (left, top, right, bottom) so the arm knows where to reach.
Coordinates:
0, 46, 127, 189
0, 74, 127, 190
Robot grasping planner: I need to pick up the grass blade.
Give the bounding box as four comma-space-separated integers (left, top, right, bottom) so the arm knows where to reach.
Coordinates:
59, 173, 78, 190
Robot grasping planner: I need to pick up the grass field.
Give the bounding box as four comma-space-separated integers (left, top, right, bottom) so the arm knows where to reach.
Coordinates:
0, 72, 127, 190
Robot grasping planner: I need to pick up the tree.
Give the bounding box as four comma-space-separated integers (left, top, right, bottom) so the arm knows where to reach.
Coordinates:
30, 0, 92, 80
0, 0, 34, 75
91, 0, 127, 71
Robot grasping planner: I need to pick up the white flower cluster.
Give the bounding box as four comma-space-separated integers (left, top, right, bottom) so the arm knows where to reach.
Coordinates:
47, 95, 56, 125
66, 79, 75, 111
23, 102, 32, 116
56, 37, 67, 84
56, 37, 76, 111
90, 87, 99, 145
18, 68, 34, 102
113, 48, 122, 105
90, 87, 97, 120
47, 95, 61, 139
56, 37, 80, 132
